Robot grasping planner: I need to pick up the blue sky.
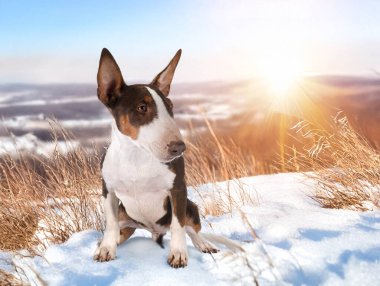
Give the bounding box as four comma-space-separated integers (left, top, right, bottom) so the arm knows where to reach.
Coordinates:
1, 0, 380, 83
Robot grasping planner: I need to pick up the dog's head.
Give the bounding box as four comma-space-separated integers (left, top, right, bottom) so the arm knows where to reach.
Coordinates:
97, 48, 185, 163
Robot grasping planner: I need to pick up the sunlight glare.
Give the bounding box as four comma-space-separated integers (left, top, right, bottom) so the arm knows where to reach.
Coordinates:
259, 51, 303, 98
252, 17, 307, 100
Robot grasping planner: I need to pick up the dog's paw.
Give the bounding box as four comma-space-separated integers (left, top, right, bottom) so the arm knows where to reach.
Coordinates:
93, 243, 117, 262
167, 249, 188, 268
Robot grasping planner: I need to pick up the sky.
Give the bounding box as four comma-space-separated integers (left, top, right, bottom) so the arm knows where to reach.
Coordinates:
1, 0, 380, 84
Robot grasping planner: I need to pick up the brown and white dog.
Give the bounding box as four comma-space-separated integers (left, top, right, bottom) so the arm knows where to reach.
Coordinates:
93, 48, 222, 268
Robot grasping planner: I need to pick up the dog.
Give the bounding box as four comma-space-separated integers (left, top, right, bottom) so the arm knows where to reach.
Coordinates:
93, 48, 230, 268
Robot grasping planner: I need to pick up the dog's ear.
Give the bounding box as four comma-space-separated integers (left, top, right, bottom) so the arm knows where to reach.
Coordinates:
151, 49, 182, 97
97, 48, 125, 107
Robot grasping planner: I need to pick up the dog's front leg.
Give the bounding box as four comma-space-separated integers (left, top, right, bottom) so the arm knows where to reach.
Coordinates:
94, 185, 120, 262
168, 184, 188, 268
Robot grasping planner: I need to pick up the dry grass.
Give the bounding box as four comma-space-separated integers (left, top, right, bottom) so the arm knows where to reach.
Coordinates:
0, 118, 263, 282
0, 118, 260, 253
185, 118, 259, 216
185, 119, 258, 186
287, 113, 380, 210
0, 269, 23, 286
0, 252, 49, 286
0, 121, 103, 252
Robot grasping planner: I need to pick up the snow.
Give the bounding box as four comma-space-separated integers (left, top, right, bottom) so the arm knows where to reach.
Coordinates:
1, 115, 111, 130
1, 173, 380, 285
0, 133, 78, 156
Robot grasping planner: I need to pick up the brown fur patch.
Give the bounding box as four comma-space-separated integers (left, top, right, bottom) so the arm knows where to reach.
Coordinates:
156, 196, 201, 233
166, 157, 187, 227
155, 234, 165, 248
111, 85, 158, 139
118, 203, 137, 244
185, 199, 202, 233
148, 85, 174, 117
119, 227, 135, 245
118, 114, 139, 140
143, 95, 153, 103
156, 196, 172, 226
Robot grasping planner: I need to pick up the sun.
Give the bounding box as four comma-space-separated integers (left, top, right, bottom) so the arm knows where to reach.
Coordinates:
259, 53, 303, 98
262, 63, 302, 95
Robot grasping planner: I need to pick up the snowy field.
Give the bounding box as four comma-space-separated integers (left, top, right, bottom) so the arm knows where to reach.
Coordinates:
1, 173, 379, 285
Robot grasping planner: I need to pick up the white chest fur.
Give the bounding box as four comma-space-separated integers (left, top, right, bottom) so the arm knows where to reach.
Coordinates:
102, 122, 175, 228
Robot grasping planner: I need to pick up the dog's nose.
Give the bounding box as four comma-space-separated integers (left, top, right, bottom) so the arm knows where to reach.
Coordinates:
168, 141, 186, 156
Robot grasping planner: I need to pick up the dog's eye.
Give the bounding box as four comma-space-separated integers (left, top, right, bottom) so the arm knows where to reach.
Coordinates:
137, 103, 148, 113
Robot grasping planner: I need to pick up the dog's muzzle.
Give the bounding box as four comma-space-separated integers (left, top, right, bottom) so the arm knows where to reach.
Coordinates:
161, 140, 186, 164
168, 140, 186, 157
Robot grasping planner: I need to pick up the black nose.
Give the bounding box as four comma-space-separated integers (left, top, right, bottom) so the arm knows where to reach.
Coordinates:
168, 141, 186, 156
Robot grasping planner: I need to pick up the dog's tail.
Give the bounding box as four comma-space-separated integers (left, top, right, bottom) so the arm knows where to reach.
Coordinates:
201, 233, 244, 252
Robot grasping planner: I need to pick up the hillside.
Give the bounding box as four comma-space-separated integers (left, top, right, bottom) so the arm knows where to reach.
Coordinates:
2, 76, 380, 164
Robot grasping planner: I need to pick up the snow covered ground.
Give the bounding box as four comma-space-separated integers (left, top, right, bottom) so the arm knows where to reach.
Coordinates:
0, 133, 79, 156
1, 173, 380, 285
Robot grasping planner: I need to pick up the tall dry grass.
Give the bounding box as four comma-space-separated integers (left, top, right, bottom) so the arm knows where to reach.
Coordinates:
287, 113, 380, 210
185, 118, 260, 216
185, 119, 261, 186
0, 121, 103, 252
0, 118, 262, 253
0, 118, 264, 282
0, 269, 22, 286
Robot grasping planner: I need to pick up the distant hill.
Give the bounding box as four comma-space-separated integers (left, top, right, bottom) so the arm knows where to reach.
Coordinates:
1, 75, 380, 156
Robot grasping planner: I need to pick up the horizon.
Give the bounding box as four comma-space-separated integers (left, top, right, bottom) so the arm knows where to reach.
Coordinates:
1, 0, 380, 84
1, 73, 380, 87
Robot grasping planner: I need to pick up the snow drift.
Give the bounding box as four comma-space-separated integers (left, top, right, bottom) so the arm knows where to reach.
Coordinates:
1, 173, 380, 285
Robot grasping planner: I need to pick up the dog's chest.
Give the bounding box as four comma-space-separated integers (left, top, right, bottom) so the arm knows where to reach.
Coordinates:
102, 141, 175, 227
103, 142, 175, 193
